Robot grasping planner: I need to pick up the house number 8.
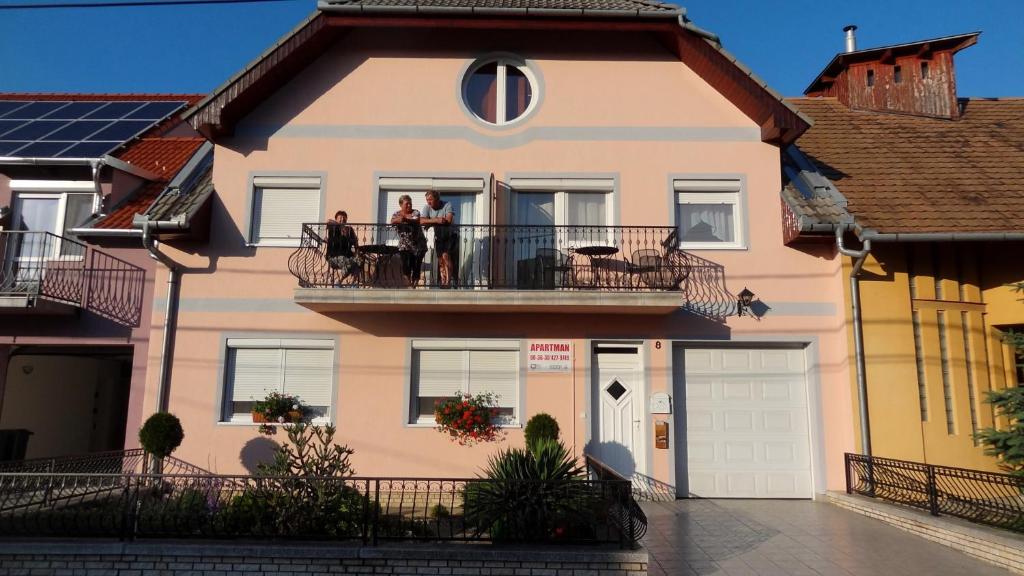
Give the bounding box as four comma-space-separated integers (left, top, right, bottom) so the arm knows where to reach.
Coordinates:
655, 341, 662, 349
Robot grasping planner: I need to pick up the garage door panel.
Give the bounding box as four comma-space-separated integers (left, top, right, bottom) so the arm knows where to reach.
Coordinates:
681, 348, 812, 499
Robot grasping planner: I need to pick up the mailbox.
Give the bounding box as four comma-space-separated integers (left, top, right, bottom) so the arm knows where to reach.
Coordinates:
655, 420, 669, 449
650, 392, 671, 414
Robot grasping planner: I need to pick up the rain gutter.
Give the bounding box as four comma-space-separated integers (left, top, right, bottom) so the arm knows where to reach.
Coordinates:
138, 216, 181, 413
835, 227, 872, 456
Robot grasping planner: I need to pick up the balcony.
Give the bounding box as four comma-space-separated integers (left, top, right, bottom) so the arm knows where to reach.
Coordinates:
0, 231, 146, 327
289, 224, 735, 317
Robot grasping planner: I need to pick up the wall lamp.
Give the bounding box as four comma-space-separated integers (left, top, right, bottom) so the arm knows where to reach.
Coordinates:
737, 287, 756, 317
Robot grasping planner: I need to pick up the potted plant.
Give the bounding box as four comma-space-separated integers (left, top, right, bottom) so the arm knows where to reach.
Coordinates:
434, 392, 503, 446
252, 392, 305, 434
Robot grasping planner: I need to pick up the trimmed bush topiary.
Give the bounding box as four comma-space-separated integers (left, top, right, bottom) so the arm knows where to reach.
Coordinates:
138, 412, 184, 459
524, 413, 560, 452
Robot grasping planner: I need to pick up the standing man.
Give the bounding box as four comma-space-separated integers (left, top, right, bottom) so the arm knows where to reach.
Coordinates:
421, 190, 458, 287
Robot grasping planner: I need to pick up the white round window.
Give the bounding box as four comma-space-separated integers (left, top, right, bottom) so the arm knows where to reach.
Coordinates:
462, 57, 537, 126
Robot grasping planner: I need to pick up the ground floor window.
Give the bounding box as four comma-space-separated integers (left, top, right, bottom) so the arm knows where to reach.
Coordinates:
409, 339, 519, 425
222, 338, 334, 423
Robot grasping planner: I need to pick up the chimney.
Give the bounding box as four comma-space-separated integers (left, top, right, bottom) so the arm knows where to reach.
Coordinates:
843, 25, 858, 53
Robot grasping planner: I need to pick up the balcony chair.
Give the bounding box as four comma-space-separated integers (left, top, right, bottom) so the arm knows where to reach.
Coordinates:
535, 247, 573, 289
627, 248, 689, 290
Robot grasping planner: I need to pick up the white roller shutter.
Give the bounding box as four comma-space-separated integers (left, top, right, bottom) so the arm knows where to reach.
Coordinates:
508, 178, 614, 192
673, 179, 741, 193
229, 348, 283, 407
251, 176, 321, 245
283, 348, 334, 408
468, 350, 518, 409
414, 349, 466, 398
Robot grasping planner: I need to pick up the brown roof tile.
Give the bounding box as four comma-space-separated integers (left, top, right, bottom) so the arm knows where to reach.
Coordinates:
787, 97, 1024, 234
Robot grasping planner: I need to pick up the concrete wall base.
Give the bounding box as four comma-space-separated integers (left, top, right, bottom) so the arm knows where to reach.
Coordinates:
0, 541, 648, 576
827, 491, 1024, 574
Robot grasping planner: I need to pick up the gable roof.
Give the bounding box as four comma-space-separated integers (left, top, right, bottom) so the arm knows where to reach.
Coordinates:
786, 96, 1024, 235
183, 4, 810, 145
318, 0, 682, 15
804, 32, 979, 96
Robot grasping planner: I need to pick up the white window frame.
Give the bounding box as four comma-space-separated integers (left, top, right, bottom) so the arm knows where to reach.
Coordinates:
509, 178, 616, 247
462, 57, 538, 127
9, 180, 98, 261
673, 179, 745, 250
248, 175, 322, 247
220, 338, 335, 425
407, 339, 521, 427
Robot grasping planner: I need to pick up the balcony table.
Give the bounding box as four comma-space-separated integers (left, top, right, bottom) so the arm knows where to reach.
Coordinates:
356, 244, 400, 286
573, 245, 620, 288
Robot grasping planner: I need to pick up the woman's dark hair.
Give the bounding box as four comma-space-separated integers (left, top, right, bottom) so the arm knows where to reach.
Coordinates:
335, 210, 347, 219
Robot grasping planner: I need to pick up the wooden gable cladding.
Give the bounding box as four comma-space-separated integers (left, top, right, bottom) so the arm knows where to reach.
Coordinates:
187, 14, 342, 138
185, 13, 809, 144
669, 31, 808, 144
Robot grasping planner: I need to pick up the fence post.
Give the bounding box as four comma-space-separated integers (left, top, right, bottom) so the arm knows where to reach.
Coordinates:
926, 464, 940, 516
866, 455, 876, 498
844, 453, 852, 494
361, 479, 370, 545
371, 479, 380, 546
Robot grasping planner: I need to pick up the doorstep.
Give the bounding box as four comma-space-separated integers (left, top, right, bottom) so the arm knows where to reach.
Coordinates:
827, 491, 1024, 574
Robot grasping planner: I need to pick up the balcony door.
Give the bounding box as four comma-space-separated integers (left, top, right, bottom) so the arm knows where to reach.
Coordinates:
4, 191, 92, 292
508, 178, 614, 287
376, 177, 487, 287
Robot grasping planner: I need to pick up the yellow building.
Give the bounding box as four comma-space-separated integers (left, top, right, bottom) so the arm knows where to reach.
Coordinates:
783, 31, 1024, 470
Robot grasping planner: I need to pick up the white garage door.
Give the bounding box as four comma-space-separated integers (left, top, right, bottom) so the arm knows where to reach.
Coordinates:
680, 347, 812, 498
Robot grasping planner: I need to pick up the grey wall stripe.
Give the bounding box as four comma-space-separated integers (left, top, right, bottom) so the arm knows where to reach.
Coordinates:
156, 298, 836, 316
235, 124, 763, 149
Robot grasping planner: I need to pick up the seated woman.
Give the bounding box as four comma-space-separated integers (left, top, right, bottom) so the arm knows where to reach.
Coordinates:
326, 210, 360, 285
389, 195, 427, 286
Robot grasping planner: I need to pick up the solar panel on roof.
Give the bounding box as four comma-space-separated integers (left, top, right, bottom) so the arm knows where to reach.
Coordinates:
3, 120, 65, 141
86, 120, 152, 142
126, 101, 185, 120
0, 120, 28, 138
12, 141, 73, 157
0, 99, 187, 159
2, 102, 65, 120
57, 141, 118, 158
83, 102, 145, 120
43, 101, 106, 120
39, 120, 110, 141
0, 102, 29, 117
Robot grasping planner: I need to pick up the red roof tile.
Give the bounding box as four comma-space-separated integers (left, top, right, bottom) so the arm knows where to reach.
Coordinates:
0, 93, 203, 104
96, 181, 168, 230
787, 97, 1024, 234
115, 137, 205, 180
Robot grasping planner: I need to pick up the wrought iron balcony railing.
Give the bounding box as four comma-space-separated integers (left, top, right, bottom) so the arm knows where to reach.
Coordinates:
288, 223, 736, 319
0, 231, 145, 327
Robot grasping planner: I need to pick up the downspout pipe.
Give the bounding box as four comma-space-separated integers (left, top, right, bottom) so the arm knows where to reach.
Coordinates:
140, 217, 180, 414
836, 227, 872, 456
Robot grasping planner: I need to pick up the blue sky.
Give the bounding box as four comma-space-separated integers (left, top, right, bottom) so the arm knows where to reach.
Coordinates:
1, 0, 1022, 97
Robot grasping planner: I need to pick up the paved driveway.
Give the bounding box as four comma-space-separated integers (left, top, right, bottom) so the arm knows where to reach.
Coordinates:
641, 499, 1011, 576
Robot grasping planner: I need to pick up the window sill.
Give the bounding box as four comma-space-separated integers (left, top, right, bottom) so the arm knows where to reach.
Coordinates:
217, 420, 332, 427
406, 422, 522, 429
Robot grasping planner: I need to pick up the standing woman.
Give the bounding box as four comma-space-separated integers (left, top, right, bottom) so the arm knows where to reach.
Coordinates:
390, 195, 427, 286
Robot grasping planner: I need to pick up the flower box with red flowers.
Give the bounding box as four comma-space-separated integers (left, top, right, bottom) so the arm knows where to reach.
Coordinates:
434, 392, 502, 446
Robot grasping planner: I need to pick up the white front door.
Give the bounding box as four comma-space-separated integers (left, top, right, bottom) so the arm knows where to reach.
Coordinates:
679, 347, 813, 498
592, 346, 644, 479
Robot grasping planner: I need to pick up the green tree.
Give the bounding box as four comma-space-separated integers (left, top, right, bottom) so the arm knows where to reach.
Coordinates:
974, 282, 1024, 477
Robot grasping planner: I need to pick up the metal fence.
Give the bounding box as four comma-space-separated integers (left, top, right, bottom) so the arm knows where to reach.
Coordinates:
845, 453, 1024, 533
289, 223, 689, 292
0, 472, 644, 547
0, 449, 214, 476
0, 231, 145, 327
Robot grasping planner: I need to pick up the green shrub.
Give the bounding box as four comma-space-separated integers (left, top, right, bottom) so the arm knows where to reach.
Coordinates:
524, 413, 560, 452
463, 438, 596, 541
430, 503, 450, 518
258, 423, 355, 477
138, 413, 184, 459
975, 386, 1024, 478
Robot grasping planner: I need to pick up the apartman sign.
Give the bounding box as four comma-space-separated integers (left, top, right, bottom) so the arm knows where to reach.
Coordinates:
527, 340, 572, 372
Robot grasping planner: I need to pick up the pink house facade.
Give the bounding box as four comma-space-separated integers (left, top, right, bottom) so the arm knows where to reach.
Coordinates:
141, 1, 854, 498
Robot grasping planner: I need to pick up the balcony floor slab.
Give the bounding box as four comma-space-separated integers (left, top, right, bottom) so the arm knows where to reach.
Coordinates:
294, 288, 683, 314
